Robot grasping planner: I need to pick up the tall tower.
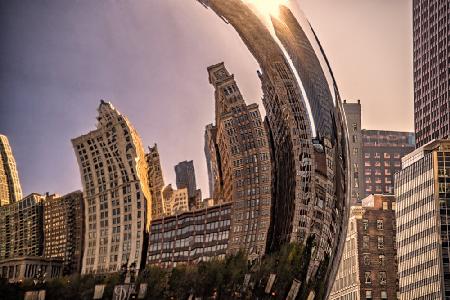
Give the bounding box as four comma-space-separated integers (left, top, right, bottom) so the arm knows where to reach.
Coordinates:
72, 100, 151, 274
207, 62, 272, 256
395, 140, 450, 299
0, 134, 22, 205
146, 144, 165, 218
343, 100, 364, 203
413, 0, 449, 147
174, 160, 197, 198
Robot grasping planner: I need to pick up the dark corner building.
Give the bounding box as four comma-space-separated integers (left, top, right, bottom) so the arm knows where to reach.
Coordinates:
362, 130, 415, 197
413, 0, 449, 147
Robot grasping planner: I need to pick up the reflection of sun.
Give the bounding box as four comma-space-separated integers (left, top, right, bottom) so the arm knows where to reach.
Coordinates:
244, 0, 288, 18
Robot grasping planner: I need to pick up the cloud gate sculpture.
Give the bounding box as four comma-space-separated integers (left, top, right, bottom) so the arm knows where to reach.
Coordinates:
197, 1, 351, 298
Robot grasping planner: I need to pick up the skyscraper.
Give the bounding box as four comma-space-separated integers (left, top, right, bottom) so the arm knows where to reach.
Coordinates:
413, 0, 449, 147
329, 195, 398, 300
198, 2, 350, 296
146, 144, 165, 218
175, 160, 197, 198
207, 62, 272, 256
0, 134, 22, 205
72, 100, 151, 274
343, 100, 364, 204
362, 130, 415, 196
204, 124, 223, 201
395, 139, 450, 299
43, 191, 84, 275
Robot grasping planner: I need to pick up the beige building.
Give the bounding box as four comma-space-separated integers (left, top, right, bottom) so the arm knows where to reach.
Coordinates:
146, 144, 165, 218
329, 194, 398, 300
395, 139, 450, 299
0, 134, 22, 206
161, 184, 189, 216
71, 100, 151, 274
207, 62, 272, 256
0, 256, 63, 283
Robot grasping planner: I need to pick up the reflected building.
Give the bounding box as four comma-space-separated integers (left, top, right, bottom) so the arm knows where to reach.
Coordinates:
0, 135, 22, 206
196, 1, 350, 298
161, 184, 189, 216
71, 100, 151, 274
207, 62, 272, 256
204, 124, 223, 201
146, 144, 165, 218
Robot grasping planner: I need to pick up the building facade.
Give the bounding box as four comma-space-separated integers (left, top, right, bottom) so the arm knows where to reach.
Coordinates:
43, 191, 84, 275
343, 100, 364, 204
204, 124, 223, 201
329, 194, 398, 300
395, 139, 450, 299
207, 62, 272, 256
0, 256, 63, 282
413, 0, 449, 147
0, 193, 44, 260
175, 160, 197, 198
71, 100, 151, 274
147, 202, 231, 267
0, 134, 22, 206
161, 184, 189, 216
362, 130, 415, 196
146, 144, 165, 218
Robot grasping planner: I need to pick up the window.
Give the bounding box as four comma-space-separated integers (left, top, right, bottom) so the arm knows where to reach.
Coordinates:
363, 219, 369, 230
382, 202, 388, 210
381, 291, 387, 299
363, 236, 370, 249
377, 236, 384, 249
377, 220, 384, 230
365, 272, 371, 284
379, 272, 386, 285
365, 290, 372, 300
363, 254, 370, 265
379, 255, 385, 266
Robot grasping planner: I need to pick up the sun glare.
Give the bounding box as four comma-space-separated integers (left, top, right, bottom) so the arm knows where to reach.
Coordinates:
244, 0, 289, 18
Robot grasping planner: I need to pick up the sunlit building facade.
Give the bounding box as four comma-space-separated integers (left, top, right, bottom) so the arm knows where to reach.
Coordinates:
395, 139, 450, 299
204, 124, 223, 201
207, 62, 272, 256
0, 134, 22, 206
72, 100, 151, 274
161, 184, 189, 216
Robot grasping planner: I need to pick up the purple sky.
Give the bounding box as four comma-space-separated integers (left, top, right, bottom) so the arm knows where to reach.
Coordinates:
0, 0, 413, 197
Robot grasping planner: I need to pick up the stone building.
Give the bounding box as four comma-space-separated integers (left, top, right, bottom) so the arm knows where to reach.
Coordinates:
71, 100, 151, 274
207, 62, 272, 256
43, 191, 84, 275
362, 130, 415, 196
146, 144, 165, 218
0, 134, 22, 206
395, 139, 450, 299
204, 124, 223, 201
343, 100, 364, 204
161, 184, 189, 216
413, 0, 449, 147
147, 202, 231, 267
0, 193, 44, 260
329, 194, 398, 300
0, 256, 63, 282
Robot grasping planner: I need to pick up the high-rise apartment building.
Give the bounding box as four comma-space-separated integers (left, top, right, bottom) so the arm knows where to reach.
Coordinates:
413, 0, 449, 147
0, 193, 45, 260
72, 100, 151, 274
161, 184, 189, 216
43, 191, 84, 275
175, 160, 196, 198
0, 134, 22, 205
362, 130, 415, 196
395, 139, 450, 299
329, 194, 398, 300
207, 62, 272, 256
343, 100, 364, 204
146, 144, 165, 218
